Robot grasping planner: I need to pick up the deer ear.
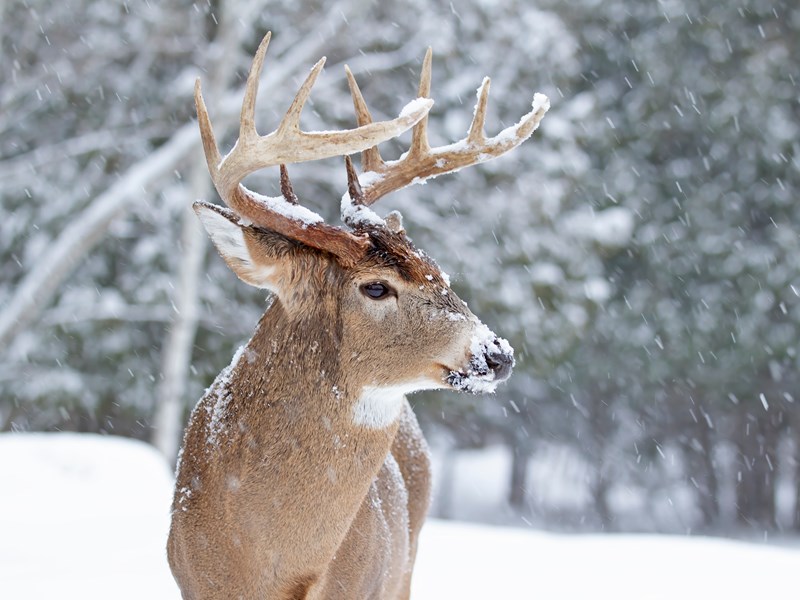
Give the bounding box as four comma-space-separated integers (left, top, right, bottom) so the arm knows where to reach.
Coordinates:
194, 201, 287, 292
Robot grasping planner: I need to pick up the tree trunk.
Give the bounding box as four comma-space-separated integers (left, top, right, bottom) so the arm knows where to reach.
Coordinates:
733, 408, 780, 528
695, 421, 720, 527
152, 169, 209, 460
151, 0, 251, 461
508, 445, 530, 508
587, 393, 613, 529
755, 414, 779, 528
434, 448, 457, 519
795, 441, 800, 531
593, 473, 612, 529
734, 410, 758, 526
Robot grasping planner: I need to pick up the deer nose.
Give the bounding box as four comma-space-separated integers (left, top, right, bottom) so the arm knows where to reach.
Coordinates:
485, 343, 514, 382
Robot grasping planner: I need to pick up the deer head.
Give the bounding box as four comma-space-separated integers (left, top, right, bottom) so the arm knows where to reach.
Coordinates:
193, 32, 549, 427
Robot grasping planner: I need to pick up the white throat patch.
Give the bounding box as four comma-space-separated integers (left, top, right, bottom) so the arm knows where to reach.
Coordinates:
353, 379, 441, 429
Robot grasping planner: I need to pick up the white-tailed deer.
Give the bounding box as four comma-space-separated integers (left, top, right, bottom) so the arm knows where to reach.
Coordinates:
168, 32, 548, 599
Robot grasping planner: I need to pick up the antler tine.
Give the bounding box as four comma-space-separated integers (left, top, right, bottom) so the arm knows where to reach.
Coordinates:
408, 47, 433, 158
277, 57, 327, 136
344, 65, 385, 173
467, 77, 490, 145
508, 93, 550, 141
279, 165, 299, 205
344, 156, 366, 205
354, 52, 550, 207
240, 32, 272, 142
194, 31, 436, 265
194, 79, 222, 180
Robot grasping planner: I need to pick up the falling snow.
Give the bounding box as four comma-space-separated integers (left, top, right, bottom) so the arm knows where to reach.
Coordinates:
1, 0, 798, 544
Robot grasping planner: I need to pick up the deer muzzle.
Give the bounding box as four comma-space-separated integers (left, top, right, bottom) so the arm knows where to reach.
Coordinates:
485, 342, 514, 382
446, 324, 515, 394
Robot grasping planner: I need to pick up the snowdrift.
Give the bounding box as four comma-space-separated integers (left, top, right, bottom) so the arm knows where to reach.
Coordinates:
0, 433, 797, 599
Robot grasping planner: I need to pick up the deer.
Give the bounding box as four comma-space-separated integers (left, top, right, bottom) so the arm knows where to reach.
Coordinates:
167, 31, 549, 600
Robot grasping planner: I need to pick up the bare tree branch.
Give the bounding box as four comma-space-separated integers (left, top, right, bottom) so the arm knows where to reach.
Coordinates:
0, 124, 165, 179
0, 1, 358, 351
0, 123, 197, 349
0, 0, 424, 354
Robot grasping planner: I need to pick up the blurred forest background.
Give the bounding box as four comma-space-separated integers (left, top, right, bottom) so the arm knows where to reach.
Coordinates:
2, 0, 798, 535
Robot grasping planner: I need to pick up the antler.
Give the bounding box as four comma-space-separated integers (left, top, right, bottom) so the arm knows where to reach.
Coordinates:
342, 48, 550, 224
194, 32, 433, 264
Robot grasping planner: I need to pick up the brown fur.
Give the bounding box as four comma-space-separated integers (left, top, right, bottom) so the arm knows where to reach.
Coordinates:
174, 33, 535, 597
168, 223, 475, 599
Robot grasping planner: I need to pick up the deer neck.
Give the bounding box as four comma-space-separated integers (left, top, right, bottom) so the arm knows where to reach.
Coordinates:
229, 299, 345, 404
208, 299, 401, 566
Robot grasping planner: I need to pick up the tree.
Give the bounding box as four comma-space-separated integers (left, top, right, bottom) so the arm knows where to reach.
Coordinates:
541, 0, 800, 529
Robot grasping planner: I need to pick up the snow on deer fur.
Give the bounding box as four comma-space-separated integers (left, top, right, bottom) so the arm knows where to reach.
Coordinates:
447, 322, 515, 395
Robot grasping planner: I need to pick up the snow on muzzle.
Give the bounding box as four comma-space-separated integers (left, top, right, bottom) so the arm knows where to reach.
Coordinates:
446, 322, 515, 394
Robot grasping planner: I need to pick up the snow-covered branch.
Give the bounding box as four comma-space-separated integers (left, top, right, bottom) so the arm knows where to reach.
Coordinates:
0, 0, 363, 351
0, 123, 197, 349
0, 125, 165, 180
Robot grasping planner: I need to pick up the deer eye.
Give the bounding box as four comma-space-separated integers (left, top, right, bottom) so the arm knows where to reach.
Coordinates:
360, 281, 393, 300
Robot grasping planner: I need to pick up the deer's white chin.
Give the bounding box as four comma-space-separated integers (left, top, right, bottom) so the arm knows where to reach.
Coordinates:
353, 378, 442, 429
445, 369, 502, 395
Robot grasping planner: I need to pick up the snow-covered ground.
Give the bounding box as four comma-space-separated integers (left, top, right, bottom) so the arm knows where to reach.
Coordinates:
1, 433, 797, 599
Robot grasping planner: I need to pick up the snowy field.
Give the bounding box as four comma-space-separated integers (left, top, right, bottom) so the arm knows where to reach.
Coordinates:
1, 433, 797, 599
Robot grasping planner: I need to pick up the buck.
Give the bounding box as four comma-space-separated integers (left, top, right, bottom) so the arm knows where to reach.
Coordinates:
168, 32, 548, 599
